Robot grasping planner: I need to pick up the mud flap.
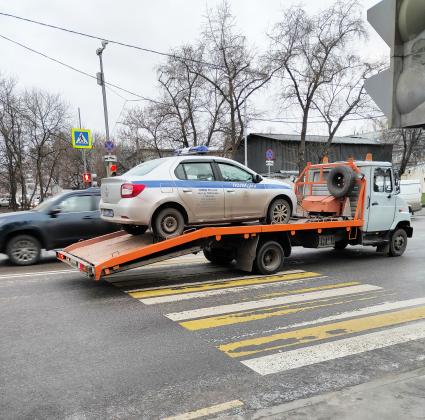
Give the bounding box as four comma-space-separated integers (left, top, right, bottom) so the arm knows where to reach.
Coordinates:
235, 235, 260, 272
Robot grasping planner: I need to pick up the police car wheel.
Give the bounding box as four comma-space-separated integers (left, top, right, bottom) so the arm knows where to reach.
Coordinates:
122, 225, 148, 235
267, 198, 291, 224
153, 207, 185, 239
255, 241, 284, 275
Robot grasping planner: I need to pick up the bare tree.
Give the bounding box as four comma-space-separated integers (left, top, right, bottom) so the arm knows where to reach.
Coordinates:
270, 0, 366, 171
158, 45, 226, 148
0, 77, 28, 209
189, 1, 280, 157
312, 61, 384, 159
23, 89, 69, 201
383, 128, 424, 175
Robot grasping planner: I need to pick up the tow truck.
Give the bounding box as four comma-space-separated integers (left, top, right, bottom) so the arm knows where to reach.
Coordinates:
57, 156, 413, 280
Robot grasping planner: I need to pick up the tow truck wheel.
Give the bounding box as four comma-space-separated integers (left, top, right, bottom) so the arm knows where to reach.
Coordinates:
6, 234, 41, 266
334, 239, 349, 250
389, 228, 407, 257
203, 248, 234, 265
254, 241, 284, 275
153, 207, 185, 239
267, 198, 291, 224
122, 225, 148, 235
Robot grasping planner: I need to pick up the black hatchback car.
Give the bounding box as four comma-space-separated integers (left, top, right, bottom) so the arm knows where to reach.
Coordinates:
0, 188, 118, 265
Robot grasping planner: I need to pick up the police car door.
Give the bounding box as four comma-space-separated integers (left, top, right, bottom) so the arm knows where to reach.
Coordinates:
175, 160, 225, 222
216, 161, 264, 219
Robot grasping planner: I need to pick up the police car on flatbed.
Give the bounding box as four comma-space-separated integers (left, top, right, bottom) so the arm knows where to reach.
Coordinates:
100, 146, 296, 239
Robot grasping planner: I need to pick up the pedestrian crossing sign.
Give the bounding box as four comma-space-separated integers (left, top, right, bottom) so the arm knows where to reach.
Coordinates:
71, 128, 92, 149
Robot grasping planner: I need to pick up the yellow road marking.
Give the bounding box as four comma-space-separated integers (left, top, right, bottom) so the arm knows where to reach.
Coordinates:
162, 399, 244, 420
128, 271, 320, 299
180, 292, 378, 331
219, 305, 425, 358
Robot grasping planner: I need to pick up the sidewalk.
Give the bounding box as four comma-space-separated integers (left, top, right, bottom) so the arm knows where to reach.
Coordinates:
250, 367, 425, 419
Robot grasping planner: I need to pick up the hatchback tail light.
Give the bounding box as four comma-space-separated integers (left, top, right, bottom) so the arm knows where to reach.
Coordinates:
121, 183, 145, 198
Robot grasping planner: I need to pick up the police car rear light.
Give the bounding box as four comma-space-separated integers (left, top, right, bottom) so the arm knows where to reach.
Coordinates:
121, 183, 145, 198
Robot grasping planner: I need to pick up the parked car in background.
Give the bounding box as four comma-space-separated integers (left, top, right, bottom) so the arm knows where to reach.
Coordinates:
100, 150, 297, 239
0, 197, 10, 207
400, 179, 423, 214
0, 188, 119, 265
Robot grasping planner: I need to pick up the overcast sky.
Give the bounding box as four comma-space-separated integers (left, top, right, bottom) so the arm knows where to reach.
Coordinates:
0, 0, 386, 145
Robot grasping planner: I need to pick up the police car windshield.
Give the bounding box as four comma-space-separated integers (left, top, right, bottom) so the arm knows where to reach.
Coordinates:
125, 158, 167, 177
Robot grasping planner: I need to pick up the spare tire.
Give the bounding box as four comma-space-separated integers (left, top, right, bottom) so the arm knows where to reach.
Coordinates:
327, 166, 356, 198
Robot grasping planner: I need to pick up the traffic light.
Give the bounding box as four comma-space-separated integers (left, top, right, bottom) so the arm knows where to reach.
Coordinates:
107, 162, 117, 177
82, 172, 92, 184
365, 0, 425, 128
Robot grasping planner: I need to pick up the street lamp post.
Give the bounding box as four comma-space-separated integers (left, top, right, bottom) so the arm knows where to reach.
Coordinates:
96, 41, 110, 144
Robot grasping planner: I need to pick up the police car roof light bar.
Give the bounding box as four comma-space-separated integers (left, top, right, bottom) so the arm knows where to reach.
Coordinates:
175, 145, 209, 156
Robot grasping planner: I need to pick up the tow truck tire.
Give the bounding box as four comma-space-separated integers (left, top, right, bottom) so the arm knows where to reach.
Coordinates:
203, 248, 234, 265
267, 198, 291, 224
153, 207, 185, 239
122, 225, 148, 235
388, 228, 407, 257
254, 241, 284, 275
327, 166, 356, 198
6, 234, 41, 266
334, 239, 349, 250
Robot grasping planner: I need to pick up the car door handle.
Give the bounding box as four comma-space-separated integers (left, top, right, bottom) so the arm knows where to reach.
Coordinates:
82, 215, 94, 219
372, 202, 379, 206
182, 188, 192, 193
227, 189, 235, 193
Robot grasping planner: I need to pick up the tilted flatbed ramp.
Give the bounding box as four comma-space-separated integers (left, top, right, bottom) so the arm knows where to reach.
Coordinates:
57, 218, 363, 280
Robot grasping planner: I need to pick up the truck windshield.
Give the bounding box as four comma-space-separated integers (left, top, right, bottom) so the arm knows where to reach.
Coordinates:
124, 158, 167, 177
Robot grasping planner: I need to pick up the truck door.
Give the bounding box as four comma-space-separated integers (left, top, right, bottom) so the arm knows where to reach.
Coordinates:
366, 167, 396, 231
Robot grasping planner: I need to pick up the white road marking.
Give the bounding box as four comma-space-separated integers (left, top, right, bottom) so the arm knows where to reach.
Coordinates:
242, 319, 425, 375
162, 399, 243, 420
139, 276, 326, 305
0, 269, 75, 279
165, 284, 382, 321
123, 270, 306, 293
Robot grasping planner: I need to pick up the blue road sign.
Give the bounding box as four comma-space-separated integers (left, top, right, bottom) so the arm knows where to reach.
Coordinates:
104, 140, 114, 153
266, 149, 274, 160
71, 128, 92, 149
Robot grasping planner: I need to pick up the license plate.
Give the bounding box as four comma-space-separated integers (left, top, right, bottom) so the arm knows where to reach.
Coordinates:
102, 208, 114, 217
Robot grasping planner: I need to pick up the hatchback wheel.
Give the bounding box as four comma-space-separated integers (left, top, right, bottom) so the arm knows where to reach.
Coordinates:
153, 207, 185, 239
6, 234, 41, 266
267, 198, 291, 224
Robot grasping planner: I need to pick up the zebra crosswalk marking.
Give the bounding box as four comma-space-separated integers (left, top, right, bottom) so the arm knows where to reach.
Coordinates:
218, 305, 425, 358
128, 271, 320, 299
179, 293, 383, 331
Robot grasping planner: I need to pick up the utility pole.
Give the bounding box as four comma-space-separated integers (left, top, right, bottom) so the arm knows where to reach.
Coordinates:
243, 96, 248, 167
96, 41, 110, 144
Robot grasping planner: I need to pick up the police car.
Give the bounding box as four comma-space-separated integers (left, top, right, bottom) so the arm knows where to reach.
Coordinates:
100, 147, 297, 239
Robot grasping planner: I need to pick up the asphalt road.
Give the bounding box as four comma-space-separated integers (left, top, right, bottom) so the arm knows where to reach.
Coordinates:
1, 212, 425, 419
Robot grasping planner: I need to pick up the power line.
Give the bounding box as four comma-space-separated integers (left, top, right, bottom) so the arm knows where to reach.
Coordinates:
0, 11, 219, 69
0, 33, 384, 128
0, 33, 159, 103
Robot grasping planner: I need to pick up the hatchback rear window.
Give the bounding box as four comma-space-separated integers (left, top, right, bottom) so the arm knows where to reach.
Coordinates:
125, 158, 166, 177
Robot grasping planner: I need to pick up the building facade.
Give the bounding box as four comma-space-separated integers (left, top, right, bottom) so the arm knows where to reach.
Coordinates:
235, 133, 394, 175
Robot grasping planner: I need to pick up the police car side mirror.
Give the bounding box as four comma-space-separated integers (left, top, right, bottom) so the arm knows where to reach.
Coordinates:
253, 174, 263, 183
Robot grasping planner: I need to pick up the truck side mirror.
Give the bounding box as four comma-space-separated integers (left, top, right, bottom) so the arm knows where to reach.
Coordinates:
394, 170, 400, 194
